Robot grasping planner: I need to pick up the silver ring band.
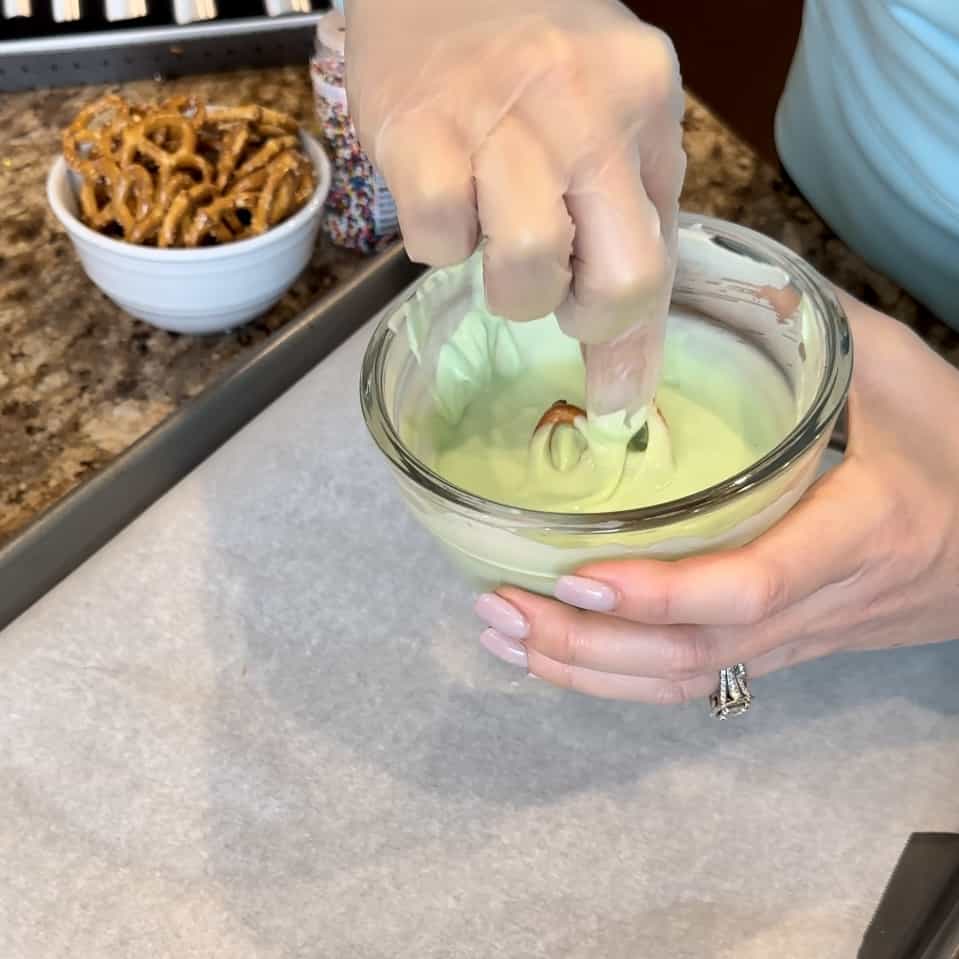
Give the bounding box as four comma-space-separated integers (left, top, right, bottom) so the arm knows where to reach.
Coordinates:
710, 663, 752, 719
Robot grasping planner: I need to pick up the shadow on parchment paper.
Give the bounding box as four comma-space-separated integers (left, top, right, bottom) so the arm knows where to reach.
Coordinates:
187, 408, 959, 955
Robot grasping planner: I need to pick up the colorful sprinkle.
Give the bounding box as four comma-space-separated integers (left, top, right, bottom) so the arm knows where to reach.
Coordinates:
311, 52, 399, 254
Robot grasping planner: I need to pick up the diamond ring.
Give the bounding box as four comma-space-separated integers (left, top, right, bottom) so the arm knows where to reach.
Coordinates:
710, 663, 752, 719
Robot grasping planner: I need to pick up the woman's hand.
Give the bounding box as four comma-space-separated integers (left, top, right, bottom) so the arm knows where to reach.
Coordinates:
344, 0, 686, 413
474, 293, 959, 701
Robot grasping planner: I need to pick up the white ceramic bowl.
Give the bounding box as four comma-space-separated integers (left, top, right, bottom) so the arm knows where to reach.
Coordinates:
47, 133, 331, 334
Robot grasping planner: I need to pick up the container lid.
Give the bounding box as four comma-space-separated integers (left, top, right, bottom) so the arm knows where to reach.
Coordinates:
316, 10, 346, 56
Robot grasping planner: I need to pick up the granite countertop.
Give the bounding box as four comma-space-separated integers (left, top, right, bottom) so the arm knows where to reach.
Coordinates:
2, 69, 958, 547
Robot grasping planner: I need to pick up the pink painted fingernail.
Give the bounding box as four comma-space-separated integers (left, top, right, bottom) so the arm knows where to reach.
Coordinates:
479, 628, 528, 669
554, 575, 618, 612
474, 593, 529, 640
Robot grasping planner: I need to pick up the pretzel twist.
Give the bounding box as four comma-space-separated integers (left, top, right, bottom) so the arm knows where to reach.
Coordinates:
64, 95, 316, 249
159, 183, 218, 248
63, 95, 130, 169
234, 135, 300, 180
216, 124, 250, 191
208, 104, 298, 132
111, 163, 155, 234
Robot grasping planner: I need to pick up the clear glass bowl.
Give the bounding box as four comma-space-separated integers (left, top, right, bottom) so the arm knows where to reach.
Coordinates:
361, 214, 853, 594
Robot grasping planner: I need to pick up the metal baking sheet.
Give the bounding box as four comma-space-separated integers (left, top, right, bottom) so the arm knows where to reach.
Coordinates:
0, 243, 423, 630
0, 12, 327, 92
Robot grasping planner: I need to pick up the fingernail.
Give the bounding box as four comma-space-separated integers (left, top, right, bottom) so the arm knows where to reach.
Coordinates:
554, 575, 618, 612
479, 628, 528, 669
474, 593, 529, 640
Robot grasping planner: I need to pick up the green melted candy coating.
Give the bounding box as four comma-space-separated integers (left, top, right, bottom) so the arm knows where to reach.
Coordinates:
402, 297, 793, 514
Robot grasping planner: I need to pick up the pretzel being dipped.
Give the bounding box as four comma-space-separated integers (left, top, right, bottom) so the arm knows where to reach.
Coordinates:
533, 399, 660, 457
63, 94, 317, 249
533, 401, 587, 437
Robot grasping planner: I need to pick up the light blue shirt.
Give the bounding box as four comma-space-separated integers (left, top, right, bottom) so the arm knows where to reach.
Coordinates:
776, 0, 959, 328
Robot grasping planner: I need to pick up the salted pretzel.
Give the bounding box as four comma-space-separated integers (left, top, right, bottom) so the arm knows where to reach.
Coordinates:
181, 194, 253, 247
215, 124, 250, 191
292, 164, 316, 207
158, 183, 218, 248
233, 135, 300, 180
63, 94, 316, 249
208, 104, 298, 133
155, 170, 197, 209
253, 150, 303, 234
159, 94, 207, 127
127, 171, 194, 244
228, 168, 270, 195
62, 95, 131, 168
77, 157, 124, 229
119, 113, 211, 186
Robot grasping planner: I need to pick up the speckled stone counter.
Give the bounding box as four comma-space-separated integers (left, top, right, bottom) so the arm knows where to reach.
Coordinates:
1, 70, 957, 547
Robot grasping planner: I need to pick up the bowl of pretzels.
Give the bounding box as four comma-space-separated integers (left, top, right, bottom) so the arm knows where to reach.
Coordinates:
47, 94, 331, 334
